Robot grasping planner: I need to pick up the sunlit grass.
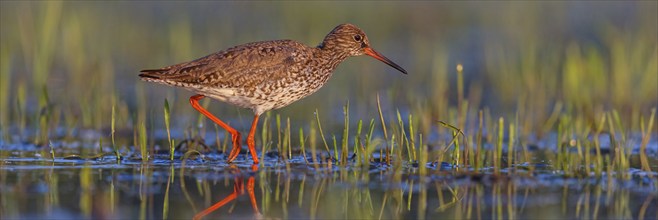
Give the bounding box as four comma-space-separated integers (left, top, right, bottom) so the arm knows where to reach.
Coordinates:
315, 109, 332, 159
164, 99, 173, 160
341, 101, 349, 164
111, 99, 120, 162
0, 46, 9, 141
639, 108, 656, 172
138, 120, 148, 162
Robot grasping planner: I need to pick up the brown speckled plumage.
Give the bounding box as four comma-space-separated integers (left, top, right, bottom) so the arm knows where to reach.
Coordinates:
139, 23, 406, 164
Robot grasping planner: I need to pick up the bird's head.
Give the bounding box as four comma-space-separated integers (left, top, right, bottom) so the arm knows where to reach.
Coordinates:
319, 23, 407, 74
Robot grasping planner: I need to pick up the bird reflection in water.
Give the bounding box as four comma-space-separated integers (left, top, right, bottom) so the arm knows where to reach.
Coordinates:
193, 165, 260, 220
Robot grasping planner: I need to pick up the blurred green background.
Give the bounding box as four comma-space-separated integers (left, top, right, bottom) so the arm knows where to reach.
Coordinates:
1, 1, 656, 140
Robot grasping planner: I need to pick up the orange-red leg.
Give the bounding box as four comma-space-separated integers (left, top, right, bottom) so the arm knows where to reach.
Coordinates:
247, 176, 260, 213
192, 191, 238, 220
247, 115, 260, 164
192, 166, 260, 220
248, 164, 260, 213
193, 169, 242, 220
189, 95, 242, 162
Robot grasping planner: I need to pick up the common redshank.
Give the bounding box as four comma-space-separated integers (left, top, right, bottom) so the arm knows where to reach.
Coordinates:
139, 23, 407, 164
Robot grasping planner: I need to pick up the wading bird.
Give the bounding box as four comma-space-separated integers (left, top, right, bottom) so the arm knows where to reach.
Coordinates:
140, 23, 407, 164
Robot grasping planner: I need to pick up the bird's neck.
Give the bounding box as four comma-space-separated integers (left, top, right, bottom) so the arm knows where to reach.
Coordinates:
314, 45, 350, 71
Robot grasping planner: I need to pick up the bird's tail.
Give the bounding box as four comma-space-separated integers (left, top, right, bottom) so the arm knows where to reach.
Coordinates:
139, 68, 199, 88
138, 69, 183, 86
138, 69, 167, 80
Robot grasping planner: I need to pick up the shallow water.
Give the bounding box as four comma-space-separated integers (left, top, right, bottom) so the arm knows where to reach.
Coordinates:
1, 150, 657, 220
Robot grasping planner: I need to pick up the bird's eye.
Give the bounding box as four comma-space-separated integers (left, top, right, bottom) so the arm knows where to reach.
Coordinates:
353, 35, 362, 42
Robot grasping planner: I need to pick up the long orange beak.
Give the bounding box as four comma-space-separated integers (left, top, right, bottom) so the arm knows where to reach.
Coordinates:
364, 47, 407, 74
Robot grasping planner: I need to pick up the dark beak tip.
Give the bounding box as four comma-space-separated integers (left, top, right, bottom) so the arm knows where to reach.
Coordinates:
394, 66, 408, 75
387, 64, 408, 75
391, 64, 408, 75
364, 48, 408, 75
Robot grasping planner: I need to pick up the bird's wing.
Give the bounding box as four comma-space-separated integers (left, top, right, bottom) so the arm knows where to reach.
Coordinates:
139, 40, 311, 89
